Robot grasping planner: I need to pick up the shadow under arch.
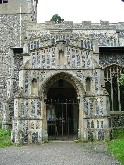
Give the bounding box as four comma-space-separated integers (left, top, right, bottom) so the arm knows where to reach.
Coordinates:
40, 71, 84, 140
40, 71, 85, 100
38, 71, 86, 141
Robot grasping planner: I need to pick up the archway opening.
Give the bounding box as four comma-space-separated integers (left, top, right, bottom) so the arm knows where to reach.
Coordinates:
46, 79, 79, 140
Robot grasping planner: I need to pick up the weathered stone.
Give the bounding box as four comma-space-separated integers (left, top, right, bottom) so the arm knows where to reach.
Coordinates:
0, 0, 124, 144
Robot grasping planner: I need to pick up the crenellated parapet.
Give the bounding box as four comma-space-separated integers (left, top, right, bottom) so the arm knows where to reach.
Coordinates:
25, 21, 124, 47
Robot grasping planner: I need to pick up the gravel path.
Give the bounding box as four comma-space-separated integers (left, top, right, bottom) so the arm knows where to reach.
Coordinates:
0, 141, 121, 165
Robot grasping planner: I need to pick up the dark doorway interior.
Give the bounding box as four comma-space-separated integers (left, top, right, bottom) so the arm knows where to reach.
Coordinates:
46, 79, 79, 140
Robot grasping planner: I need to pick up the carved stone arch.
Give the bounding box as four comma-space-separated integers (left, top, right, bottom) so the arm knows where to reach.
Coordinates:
104, 64, 123, 80
104, 63, 123, 70
39, 71, 84, 99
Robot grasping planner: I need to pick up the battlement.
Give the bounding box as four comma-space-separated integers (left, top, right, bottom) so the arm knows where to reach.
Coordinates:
22, 22, 121, 31
44, 21, 124, 31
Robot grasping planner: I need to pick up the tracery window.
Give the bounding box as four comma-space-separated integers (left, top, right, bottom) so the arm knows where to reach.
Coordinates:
0, 0, 8, 4
104, 64, 124, 111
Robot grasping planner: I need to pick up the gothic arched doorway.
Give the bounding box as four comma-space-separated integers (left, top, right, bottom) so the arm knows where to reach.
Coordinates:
45, 79, 79, 140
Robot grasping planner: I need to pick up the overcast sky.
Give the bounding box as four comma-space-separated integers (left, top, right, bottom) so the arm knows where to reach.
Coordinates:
37, 0, 124, 23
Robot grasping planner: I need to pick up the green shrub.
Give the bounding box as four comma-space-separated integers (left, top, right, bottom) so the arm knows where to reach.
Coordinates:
108, 129, 124, 165
0, 129, 13, 148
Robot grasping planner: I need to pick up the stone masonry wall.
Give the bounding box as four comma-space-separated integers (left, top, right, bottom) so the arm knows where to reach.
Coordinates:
0, 0, 38, 126
0, 14, 28, 110
0, 0, 124, 138
0, 0, 38, 108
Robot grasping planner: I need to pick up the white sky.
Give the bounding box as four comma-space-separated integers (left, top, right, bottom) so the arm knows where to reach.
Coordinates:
37, 0, 124, 23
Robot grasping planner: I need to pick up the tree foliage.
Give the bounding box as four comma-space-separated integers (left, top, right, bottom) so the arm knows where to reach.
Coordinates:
50, 14, 64, 23
118, 74, 124, 86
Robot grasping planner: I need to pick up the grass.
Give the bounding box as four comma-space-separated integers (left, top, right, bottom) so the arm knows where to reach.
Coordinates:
0, 129, 13, 148
108, 129, 124, 165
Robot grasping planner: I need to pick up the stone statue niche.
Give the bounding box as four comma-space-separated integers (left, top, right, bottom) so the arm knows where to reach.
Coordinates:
31, 78, 38, 95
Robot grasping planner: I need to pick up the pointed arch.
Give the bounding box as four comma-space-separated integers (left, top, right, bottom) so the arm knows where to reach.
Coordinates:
39, 71, 85, 99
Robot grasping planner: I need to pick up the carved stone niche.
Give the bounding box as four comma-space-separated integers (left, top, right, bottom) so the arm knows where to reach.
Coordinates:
31, 78, 38, 95
57, 41, 66, 65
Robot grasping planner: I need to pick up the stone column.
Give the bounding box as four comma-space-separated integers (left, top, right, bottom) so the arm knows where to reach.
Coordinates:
42, 99, 48, 141
78, 98, 84, 140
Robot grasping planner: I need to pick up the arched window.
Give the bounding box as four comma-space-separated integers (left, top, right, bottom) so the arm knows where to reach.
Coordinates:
104, 65, 124, 111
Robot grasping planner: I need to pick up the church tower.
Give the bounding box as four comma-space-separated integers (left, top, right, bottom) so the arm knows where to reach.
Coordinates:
0, 0, 38, 22
0, 0, 38, 128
